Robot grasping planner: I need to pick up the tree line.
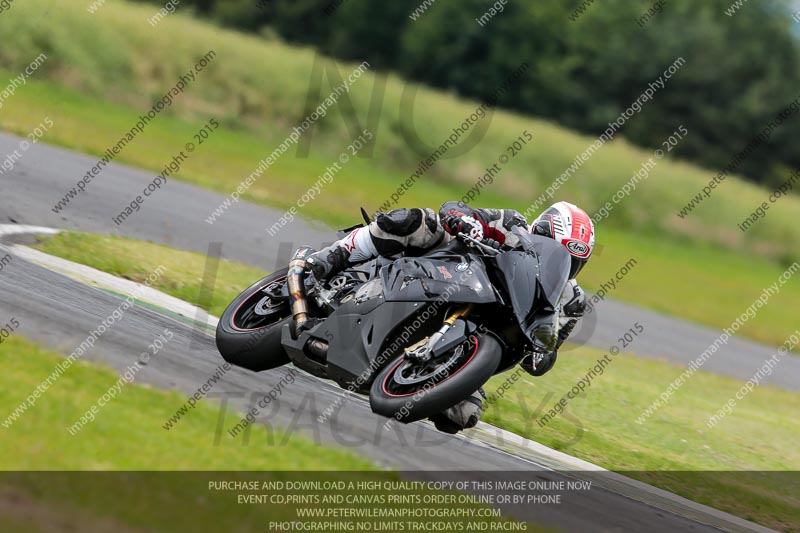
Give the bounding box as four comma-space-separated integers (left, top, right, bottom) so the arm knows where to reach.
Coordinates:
131, 0, 800, 187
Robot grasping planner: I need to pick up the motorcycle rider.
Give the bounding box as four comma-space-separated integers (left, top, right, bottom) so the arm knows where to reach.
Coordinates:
305, 200, 595, 433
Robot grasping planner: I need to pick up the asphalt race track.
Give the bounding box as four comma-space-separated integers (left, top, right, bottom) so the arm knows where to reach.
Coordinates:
0, 131, 786, 531
1, 132, 795, 390
0, 242, 738, 533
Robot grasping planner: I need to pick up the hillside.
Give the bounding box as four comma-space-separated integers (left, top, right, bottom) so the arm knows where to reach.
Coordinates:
1, 0, 798, 264
1, 0, 799, 346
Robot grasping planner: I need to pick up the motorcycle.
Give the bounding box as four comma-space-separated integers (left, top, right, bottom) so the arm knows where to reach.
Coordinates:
215, 222, 571, 425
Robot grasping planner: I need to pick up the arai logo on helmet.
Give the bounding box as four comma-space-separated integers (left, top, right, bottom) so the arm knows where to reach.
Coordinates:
565, 240, 590, 257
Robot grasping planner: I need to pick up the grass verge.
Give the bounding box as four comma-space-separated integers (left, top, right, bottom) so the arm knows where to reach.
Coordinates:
0, 335, 372, 470
33, 231, 268, 318
0, 335, 534, 532
483, 344, 800, 531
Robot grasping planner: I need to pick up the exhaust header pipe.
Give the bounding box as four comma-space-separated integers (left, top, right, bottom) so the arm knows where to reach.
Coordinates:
287, 247, 314, 334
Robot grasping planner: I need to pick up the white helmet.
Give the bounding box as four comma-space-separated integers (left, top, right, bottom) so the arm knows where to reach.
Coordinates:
530, 201, 595, 278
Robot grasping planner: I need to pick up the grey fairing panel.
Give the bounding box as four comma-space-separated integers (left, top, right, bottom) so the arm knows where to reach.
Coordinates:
379, 256, 496, 304
516, 231, 571, 308
494, 251, 539, 323
314, 299, 423, 384
495, 232, 571, 341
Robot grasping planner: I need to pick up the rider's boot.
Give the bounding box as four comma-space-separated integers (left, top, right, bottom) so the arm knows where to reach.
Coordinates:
306, 227, 378, 281
429, 388, 486, 434
521, 350, 557, 376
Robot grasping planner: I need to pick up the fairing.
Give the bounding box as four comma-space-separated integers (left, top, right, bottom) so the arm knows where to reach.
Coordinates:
495, 231, 571, 343
380, 255, 496, 304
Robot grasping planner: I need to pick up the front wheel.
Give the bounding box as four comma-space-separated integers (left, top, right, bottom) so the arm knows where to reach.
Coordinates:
369, 333, 501, 423
216, 271, 292, 372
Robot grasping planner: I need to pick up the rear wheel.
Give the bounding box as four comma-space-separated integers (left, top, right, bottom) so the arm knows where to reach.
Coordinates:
216, 271, 292, 372
369, 333, 501, 423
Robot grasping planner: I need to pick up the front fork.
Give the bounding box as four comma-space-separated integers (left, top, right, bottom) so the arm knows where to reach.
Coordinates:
404, 304, 474, 361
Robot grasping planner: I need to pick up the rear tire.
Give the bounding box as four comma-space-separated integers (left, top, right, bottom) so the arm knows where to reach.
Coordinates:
369, 333, 501, 423
216, 271, 292, 372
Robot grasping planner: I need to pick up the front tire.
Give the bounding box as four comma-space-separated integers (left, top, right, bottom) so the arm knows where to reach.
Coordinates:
216, 271, 292, 372
369, 333, 501, 423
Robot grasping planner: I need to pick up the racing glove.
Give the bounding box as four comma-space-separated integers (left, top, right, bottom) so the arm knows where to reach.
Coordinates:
482, 238, 501, 250
443, 213, 484, 241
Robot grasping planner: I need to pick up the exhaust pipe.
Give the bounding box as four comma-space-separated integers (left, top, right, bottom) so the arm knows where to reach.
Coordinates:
287, 247, 314, 334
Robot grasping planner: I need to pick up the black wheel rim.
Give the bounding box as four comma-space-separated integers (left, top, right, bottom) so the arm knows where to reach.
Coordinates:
381, 336, 478, 397
232, 277, 289, 330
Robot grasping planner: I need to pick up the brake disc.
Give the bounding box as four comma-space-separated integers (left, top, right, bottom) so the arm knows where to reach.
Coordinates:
392, 344, 465, 386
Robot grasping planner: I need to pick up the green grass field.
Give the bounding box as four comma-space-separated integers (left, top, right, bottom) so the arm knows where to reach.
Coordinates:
33, 231, 269, 318
0, 334, 372, 470
484, 347, 800, 471
483, 344, 800, 532
0, 335, 535, 532
24, 231, 800, 531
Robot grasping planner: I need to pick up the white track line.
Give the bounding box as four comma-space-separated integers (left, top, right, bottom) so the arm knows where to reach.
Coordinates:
1, 226, 216, 330
0, 224, 60, 238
